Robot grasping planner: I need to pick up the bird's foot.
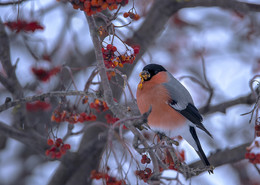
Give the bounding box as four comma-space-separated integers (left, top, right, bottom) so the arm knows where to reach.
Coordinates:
207, 165, 215, 174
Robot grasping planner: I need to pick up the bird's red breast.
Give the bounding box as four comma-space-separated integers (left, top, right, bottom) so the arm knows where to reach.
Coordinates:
136, 71, 186, 129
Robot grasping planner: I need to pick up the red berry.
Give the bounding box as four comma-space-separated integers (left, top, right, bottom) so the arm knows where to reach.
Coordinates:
107, 44, 113, 50
60, 146, 67, 154
64, 144, 71, 150
123, 12, 129, 18
47, 139, 54, 146
134, 47, 140, 54
45, 149, 50, 156
112, 46, 117, 52
55, 152, 62, 159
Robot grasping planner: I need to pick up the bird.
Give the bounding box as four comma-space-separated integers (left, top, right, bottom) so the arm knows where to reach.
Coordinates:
136, 63, 213, 174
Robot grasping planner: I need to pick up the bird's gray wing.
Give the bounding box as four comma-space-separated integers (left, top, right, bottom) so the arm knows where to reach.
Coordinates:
163, 72, 212, 138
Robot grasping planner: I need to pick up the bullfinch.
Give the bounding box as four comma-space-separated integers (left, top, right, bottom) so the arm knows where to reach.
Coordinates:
136, 63, 213, 174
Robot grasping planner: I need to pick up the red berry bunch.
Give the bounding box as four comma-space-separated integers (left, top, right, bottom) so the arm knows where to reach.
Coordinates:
31, 66, 61, 82
123, 11, 140, 20
91, 169, 126, 185
102, 44, 120, 68
45, 138, 71, 159
135, 168, 152, 183
68, 0, 129, 16
245, 152, 260, 164
90, 99, 109, 112
162, 149, 185, 170
4, 20, 44, 33
141, 154, 151, 164
102, 44, 140, 69
26, 101, 51, 112
51, 110, 97, 124
105, 114, 119, 124
245, 138, 260, 164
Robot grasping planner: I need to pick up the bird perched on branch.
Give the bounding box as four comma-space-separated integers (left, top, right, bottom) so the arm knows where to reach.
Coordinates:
136, 63, 214, 174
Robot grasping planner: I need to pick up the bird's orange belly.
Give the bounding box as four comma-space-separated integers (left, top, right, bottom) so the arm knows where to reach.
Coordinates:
137, 84, 186, 130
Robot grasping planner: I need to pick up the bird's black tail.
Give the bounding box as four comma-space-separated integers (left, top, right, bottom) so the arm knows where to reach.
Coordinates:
189, 126, 214, 174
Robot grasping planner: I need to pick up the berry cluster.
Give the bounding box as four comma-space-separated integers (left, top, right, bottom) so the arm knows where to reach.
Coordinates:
245, 138, 260, 164
107, 71, 116, 80
51, 110, 97, 124
102, 44, 140, 69
26, 101, 51, 112
45, 138, 71, 159
141, 154, 151, 164
135, 168, 152, 183
162, 149, 185, 170
90, 99, 109, 112
105, 114, 119, 124
4, 20, 44, 33
32, 66, 61, 82
245, 152, 260, 164
91, 169, 126, 185
68, 0, 129, 16
123, 12, 140, 21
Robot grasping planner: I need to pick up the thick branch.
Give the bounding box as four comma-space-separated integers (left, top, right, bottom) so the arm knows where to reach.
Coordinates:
0, 20, 23, 98
0, 121, 47, 154
200, 93, 256, 115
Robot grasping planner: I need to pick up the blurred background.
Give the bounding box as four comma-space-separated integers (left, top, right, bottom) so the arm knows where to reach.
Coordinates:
0, 0, 260, 184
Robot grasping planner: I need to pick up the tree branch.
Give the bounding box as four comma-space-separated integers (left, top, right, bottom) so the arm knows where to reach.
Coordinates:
199, 93, 256, 115
189, 142, 251, 177
0, 0, 28, 6
0, 90, 97, 113
0, 121, 47, 154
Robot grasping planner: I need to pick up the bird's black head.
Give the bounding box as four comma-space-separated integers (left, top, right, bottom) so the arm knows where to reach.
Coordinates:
140, 64, 167, 81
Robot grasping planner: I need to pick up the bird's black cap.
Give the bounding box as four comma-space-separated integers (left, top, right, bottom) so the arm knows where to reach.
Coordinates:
142, 64, 167, 81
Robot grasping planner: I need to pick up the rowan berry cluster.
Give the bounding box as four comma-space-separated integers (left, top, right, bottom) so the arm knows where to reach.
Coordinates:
4, 20, 44, 33
91, 169, 126, 185
45, 138, 71, 159
90, 99, 109, 112
31, 66, 61, 82
245, 152, 260, 164
245, 138, 260, 164
123, 11, 140, 21
162, 149, 185, 170
102, 44, 140, 69
135, 168, 152, 183
141, 154, 151, 164
68, 0, 129, 16
105, 113, 119, 124
51, 110, 97, 124
26, 101, 51, 112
